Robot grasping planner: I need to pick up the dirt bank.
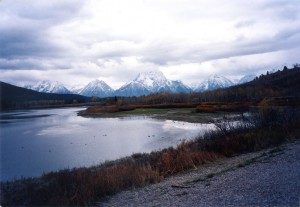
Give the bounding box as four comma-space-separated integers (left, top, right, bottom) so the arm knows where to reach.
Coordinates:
100, 140, 300, 207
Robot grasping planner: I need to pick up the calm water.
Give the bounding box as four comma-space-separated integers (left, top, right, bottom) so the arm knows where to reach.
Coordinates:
0, 107, 215, 181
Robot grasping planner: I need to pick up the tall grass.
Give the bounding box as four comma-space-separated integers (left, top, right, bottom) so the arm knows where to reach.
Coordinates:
1, 107, 299, 206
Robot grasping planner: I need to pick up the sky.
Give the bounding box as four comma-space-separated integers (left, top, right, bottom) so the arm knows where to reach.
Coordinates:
0, 0, 300, 89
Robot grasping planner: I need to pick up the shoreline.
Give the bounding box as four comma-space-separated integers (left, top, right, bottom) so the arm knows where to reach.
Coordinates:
78, 107, 242, 124
101, 140, 300, 206
1, 107, 299, 206
0, 102, 93, 112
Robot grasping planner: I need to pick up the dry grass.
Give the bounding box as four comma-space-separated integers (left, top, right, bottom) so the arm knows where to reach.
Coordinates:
1, 107, 299, 206
195, 102, 251, 112
85, 102, 200, 114
86, 105, 135, 113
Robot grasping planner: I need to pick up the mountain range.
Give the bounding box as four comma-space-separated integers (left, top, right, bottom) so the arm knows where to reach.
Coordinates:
79, 80, 114, 97
24, 72, 256, 97
0, 81, 90, 110
192, 74, 234, 92
237, 74, 256, 84
115, 71, 191, 96
24, 80, 72, 94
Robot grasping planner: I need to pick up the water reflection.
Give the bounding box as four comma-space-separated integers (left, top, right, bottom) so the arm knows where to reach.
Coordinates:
0, 107, 214, 181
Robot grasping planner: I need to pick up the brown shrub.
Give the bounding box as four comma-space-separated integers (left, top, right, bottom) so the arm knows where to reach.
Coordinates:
196, 102, 250, 112
1, 107, 299, 206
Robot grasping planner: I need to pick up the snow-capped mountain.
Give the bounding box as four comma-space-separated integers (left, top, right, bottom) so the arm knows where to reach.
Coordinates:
238, 74, 256, 84
193, 74, 234, 92
115, 81, 150, 97
24, 80, 72, 94
79, 80, 114, 97
23, 72, 258, 97
115, 71, 191, 97
167, 80, 191, 93
68, 85, 84, 94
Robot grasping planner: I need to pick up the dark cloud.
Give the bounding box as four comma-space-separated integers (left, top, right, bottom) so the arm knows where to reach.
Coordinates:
235, 20, 255, 28
139, 24, 300, 66
0, 58, 42, 70
274, 27, 300, 40
0, 28, 65, 59
260, 0, 300, 20
0, 0, 299, 87
0, 57, 75, 70
0, 0, 85, 62
0, 71, 40, 86
2, 0, 85, 22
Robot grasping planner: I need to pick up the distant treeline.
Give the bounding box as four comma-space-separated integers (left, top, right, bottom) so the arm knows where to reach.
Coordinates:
99, 65, 300, 107
1, 65, 299, 110
2, 102, 299, 206
0, 82, 91, 110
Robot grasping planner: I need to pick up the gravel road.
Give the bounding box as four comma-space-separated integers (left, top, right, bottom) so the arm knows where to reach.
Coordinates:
99, 140, 300, 207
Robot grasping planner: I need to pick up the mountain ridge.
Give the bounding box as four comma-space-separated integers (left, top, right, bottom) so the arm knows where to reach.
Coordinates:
25, 80, 72, 94
79, 80, 114, 98
115, 71, 191, 96
0, 81, 90, 110
23, 72, 257, 97
193, 74, 234, 92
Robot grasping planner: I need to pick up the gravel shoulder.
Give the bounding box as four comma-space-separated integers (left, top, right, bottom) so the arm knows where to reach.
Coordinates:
99, 140, 300, 207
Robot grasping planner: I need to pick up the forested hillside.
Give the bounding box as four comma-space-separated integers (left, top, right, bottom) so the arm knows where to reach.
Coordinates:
108, 66, 300, 106
0, 82, 90, 110
190, 66, 299, 104
1, 66, 299, 110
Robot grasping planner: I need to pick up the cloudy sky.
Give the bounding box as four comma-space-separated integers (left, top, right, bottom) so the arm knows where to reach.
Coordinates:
0, 0, 299, 89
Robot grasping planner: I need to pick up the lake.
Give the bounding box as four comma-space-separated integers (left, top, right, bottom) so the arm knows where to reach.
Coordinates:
0, 107, 215, 181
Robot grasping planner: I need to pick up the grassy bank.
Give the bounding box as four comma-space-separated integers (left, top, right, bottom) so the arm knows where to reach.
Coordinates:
79, 106, 238, 123
1, 107, 299, 206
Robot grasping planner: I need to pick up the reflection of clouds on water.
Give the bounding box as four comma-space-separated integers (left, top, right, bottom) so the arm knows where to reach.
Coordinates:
162, 120, 202, 130
1, 107, 222, 181
162, 120, 216, 132
23, 130, 32, 134
144, 120, 217, 151
37, 124, 86, 136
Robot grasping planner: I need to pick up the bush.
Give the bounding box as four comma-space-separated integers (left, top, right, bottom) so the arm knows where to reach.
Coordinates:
1, 107, 299, 206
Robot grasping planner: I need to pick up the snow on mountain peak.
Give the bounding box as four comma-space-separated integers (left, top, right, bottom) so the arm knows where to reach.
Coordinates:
132, 71, 167, 90
238, 74, 256, 84
134, 71, 167, 88
88, 79, 107, 87
23, 72, 259, 97
115, 71, 191, 96
194, 74, 234, 92
135, 71, 166, 80
79, 79, 114, 97
25, 80, 72, 94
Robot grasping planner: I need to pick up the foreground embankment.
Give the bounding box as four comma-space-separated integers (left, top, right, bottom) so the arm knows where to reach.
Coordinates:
1, 107, 299, 206
101, 139, 300, 207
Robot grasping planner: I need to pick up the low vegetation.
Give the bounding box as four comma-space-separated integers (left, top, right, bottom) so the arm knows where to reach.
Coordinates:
1, 106, 299, 206
0, 81, 91, 110
1, 65, 299, 111
83, 102, 199, 115
82, 67, 300, 116
195, 101, 250, 112
90, 66, 300, 110
1, 66, 299, 206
